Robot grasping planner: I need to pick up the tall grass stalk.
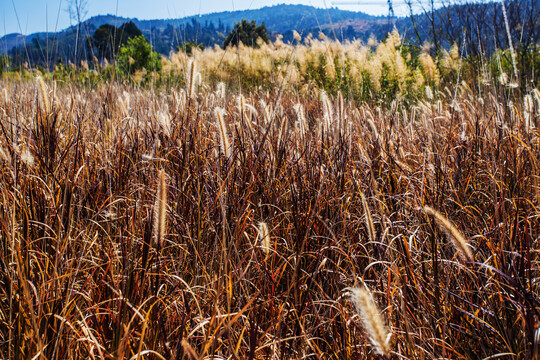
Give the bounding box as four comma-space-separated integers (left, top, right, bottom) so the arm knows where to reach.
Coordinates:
36, 76, 50, 114
345, 286, 391, 357
153, 169, 168, 249
215, 107, 231, 158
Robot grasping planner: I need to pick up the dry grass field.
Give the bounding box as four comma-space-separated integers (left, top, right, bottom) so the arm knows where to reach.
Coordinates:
1, 36, 540, 359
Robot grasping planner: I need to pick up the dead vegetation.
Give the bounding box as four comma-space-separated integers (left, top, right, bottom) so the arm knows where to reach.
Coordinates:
0, 75, 539, 359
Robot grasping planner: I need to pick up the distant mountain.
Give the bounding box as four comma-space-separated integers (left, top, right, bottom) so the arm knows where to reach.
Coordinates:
73, 4, 380, 35
2, 1, 537, 69
0, 33, 42, 54
173, 4, 379, 34
1, 4, 390, 65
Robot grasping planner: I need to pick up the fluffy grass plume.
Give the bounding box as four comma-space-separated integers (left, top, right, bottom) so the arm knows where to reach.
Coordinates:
215, 107, 231, 158
187, 59, 199, 99
424, 206, 473, 262
344, 286, 391, 357
36, 76, 50, 113
258, 222, 270, 255
293, 103, 307, 135
320, 90, 333, 133
153, 169, 168, 249
361, 192, 376, 244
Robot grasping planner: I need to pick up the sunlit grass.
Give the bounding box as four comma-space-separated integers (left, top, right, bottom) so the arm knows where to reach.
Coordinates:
0, 53, 539, 359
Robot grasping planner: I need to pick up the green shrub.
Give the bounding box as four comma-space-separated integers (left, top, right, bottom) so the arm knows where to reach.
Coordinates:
117, 35, 161, 76
177, 41, 204, 55
0, 55, 11, 75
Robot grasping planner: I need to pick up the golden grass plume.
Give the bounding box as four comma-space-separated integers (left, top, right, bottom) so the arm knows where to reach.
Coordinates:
153, 169, 168, 249
258, 222, 271, 255
215, 107, 231, 158
424, 206, 473, 262
36, 76, 50, 113
361, 191, 376, 244
344, 285, 391, 357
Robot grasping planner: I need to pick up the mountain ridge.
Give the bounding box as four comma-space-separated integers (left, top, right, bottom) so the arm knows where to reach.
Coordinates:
4, 1, 533, 69
1, 4, 386, 55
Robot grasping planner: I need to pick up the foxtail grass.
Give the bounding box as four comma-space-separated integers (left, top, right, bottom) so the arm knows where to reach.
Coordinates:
215, 107, 231, 158
344, 286, 391, 357
258, 222, 270, 256
187, 59, 200, 99
424, 206, 473, 262
293, 103, 307, 135
36, 76, 50, 114
153, 169, 168, 249
361, 192, 376, 244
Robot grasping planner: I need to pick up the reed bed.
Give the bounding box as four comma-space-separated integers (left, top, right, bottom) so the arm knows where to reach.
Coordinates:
0, 74, 539, 359
161, 30, 451, 99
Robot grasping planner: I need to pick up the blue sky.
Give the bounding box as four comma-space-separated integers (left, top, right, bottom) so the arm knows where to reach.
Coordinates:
1, 0, 407, 35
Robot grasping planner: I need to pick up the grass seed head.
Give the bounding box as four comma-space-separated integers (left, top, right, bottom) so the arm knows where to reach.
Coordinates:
344, 286, 391, 357
215, 107, 231, 158
361, 192, 376, 244
424, 206, 473, 262
153, 169, 168, 249
36, 76, 50, 114
258, 222, 270, 255
293, 103, 307, 135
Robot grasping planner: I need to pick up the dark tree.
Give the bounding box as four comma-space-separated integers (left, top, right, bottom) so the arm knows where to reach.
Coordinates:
223, 19, 269, 48
90, 21, 142, 62
92, 24, 118, 60
345, 25, 356, 39
118, 21, 143, 43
